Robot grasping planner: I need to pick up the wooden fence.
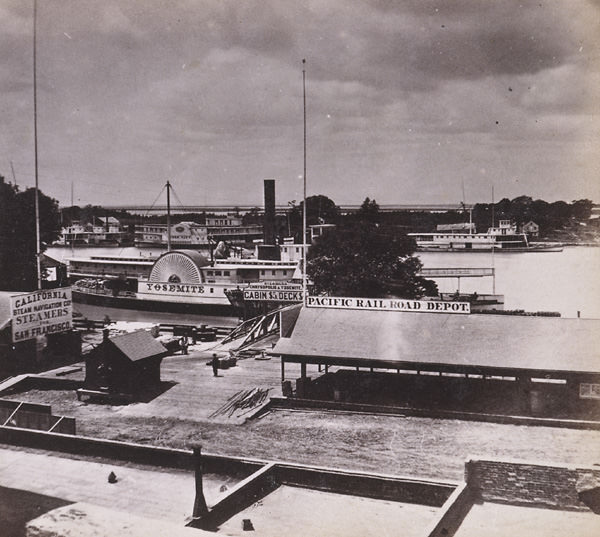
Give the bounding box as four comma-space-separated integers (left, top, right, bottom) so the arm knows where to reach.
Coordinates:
0, 399, 76, 435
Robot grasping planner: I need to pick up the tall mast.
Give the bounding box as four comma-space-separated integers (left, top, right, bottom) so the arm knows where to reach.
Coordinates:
491, 184, 495, 293
302, 59, 307, 306
469, 208, 473, 234
10, 161, 17, 187
491, 184, 495, 229
33, 0, 42, 289
166, 180, 172, 251
462, 179, 473, 234
70, 182, 74, 255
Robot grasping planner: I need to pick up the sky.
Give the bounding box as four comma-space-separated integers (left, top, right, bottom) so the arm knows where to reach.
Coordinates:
1, 0, 599, 208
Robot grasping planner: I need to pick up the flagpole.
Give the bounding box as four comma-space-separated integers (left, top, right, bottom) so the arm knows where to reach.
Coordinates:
33, 0, 42, 289
166, 180, 172, 252
302, 59, 307, 307
491, 185, 495, 294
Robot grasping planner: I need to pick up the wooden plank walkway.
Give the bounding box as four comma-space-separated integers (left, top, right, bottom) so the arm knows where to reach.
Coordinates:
115, 335, 312, 424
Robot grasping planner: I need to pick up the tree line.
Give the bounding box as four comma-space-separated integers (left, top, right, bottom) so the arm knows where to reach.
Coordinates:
284, 194, 595, 238
1, 171, 596, 298
56, 193, 596, 240
0, 177, 60, 291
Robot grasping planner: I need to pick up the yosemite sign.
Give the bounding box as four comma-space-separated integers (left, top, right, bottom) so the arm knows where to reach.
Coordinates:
144, 283, 205, 294
306, 295, 470, 314
11, 288, 73, 343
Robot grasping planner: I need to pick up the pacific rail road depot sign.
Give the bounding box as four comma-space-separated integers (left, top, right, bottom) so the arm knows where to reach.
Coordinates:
11, 288, 73, 343
243, 282, 304, 302
306, 295, 471, 314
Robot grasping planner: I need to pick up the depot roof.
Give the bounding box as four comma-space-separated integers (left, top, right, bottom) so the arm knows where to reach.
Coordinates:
273, 307, 600, 377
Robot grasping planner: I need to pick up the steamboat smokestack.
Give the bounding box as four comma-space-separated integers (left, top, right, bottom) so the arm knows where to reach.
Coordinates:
258, 179, 280, 260
263, 179, 276, 245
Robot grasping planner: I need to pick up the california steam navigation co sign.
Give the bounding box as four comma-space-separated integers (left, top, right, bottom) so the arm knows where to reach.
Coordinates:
10, 288, 73, 343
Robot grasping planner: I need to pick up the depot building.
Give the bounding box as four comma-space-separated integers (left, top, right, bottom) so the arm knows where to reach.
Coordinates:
273, 299, 600, 420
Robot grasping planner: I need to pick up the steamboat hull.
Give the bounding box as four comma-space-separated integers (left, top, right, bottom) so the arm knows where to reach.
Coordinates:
134, 241, 211, 250
72, 289, 236, 316
417, 245, 563, 253
417, 241, 563, 253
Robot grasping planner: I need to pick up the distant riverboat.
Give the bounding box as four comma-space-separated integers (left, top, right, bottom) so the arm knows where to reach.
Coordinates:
54, 218, 132, 247
134, 215, 262, 248
409, 220, 563, 252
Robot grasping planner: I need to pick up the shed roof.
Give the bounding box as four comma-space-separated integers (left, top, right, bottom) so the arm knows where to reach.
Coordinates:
0, 291, 15, 331
109, 330, 167, 362
41, 254, 65, 268
273, 307, 600, 376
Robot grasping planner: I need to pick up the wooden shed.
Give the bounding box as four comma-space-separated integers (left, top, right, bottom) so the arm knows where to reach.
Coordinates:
84, 330, 167, 397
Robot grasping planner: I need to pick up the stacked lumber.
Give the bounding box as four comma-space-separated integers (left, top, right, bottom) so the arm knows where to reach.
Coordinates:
208, 388, 271, 419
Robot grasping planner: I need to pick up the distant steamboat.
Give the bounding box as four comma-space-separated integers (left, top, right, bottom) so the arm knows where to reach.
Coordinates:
134, 215, 262, 248
408, 220, 563, 252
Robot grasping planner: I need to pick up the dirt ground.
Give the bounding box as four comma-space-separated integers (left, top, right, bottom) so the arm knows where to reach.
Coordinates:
3, 350, 600, 482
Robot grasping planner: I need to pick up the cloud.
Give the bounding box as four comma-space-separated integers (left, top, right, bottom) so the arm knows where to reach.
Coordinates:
0, 0, 598, 206
214, 1, 295, 54
310, 0, 592, 92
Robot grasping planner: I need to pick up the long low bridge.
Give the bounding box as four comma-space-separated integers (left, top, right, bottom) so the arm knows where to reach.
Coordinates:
418, 267, 496, 294
101, 203, 474, 214
418, 268, 494, 278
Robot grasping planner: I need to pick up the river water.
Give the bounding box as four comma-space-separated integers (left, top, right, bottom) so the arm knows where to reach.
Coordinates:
47, 245, 600, 320
419, 247, 600, 319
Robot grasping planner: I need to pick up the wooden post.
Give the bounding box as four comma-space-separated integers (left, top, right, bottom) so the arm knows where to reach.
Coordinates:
281, 357, 285, 383
192, 445, 209, 519
300, 362, 306, 379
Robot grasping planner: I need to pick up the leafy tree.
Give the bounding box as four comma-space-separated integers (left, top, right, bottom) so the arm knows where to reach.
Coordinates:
302, 194, 339, 224
496, 197, 512, 218
571, 199, 593, 220
307, 223, 438, 298
0, 177, 60, 291
356, 197, 380, 223
242, 207, 261, 226
288, 194, 339, 242
509, 196, 534, 225
512, 195, 533, 206
549, 200, 571, 219
531, 199, 549, 215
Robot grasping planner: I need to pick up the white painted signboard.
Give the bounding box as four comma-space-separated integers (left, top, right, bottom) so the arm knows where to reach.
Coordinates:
244, 284, 304, 302
11, 288, 73, 343
306, 295, 471, 314
247, 282, 303, 290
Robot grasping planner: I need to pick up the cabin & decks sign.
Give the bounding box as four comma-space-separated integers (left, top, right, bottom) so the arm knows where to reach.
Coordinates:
243, 282, 304, 302
11, 288, 73, 343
